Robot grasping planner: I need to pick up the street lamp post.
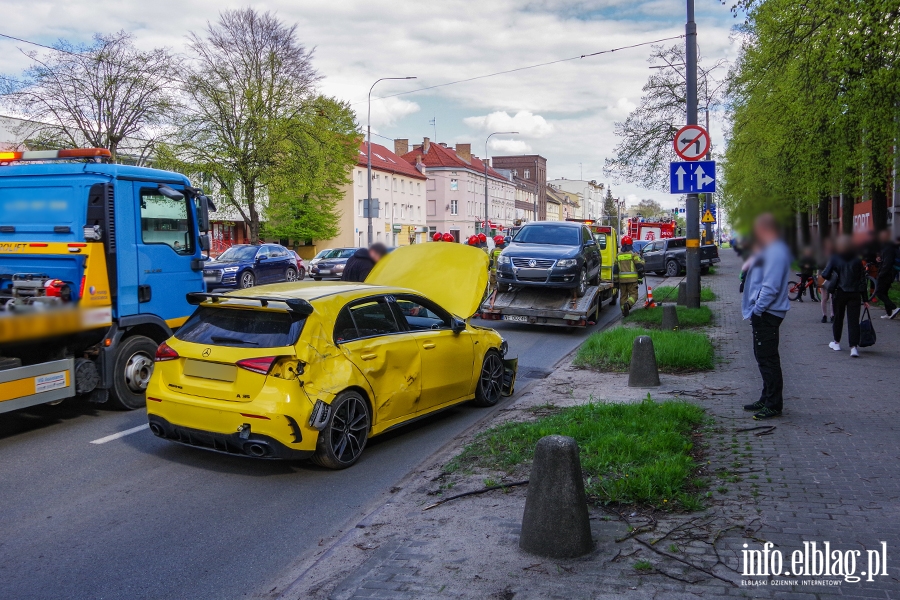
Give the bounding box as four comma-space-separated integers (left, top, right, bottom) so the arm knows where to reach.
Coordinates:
483, 131, 518, 236
684, 0, 701, 309
367, 76, 416, 246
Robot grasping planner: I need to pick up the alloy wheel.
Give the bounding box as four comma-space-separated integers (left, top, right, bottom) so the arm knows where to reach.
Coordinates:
579, 269, 587, 295
285, 267, 298, 282
240, 272, 255, 288
479, 352, 504, 404
330, 396, 370, 464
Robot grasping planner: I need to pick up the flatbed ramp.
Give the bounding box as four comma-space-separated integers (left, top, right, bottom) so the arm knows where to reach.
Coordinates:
479, 283, 614, 327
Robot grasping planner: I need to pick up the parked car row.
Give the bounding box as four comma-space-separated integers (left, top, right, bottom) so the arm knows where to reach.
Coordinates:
204, 244, 304, 289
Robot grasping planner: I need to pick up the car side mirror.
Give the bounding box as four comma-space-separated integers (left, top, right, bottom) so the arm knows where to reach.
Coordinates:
451, 317, 466, 334
256, 255, 265, 262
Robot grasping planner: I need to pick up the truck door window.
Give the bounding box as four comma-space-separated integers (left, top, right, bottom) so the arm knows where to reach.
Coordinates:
140, 188, 193, 253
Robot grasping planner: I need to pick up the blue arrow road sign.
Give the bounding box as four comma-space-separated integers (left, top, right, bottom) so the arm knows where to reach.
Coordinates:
670, 160, 716, 194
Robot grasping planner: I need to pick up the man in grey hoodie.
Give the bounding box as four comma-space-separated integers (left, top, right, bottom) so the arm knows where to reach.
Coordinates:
741, 214, 792, 420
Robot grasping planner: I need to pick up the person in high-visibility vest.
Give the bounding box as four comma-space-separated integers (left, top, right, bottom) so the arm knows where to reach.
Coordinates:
487, 235, 507, 309
615, 235, 645, 317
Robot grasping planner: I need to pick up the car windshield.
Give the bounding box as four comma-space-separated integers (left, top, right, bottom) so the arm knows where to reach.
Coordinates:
175, 306, 305, 348
324, 248, 357, 259
513, 225, 580, 246
216, 246, 257, 262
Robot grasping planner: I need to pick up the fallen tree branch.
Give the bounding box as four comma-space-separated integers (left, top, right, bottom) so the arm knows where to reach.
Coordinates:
422, 480, 529, 511
634, 537, 738, 587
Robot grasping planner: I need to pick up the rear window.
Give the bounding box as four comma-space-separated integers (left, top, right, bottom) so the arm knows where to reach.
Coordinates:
668, 238, 686, 248
175, 306, 305, 348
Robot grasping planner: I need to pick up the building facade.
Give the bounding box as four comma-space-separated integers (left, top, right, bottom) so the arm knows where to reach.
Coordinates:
399, 138, 517, 240
547, 178, 605, 221
491, 155, 548, 220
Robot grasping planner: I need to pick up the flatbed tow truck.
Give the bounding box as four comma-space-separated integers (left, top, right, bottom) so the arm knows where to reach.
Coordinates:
479, 221, 620, 327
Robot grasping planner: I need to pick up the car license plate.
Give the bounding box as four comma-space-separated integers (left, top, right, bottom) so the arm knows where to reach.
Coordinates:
203, 270, 217, 276
503, 315, 529, 323
183, 359, 237, 382
203, 275, 219, 283
318, 269, 331, 275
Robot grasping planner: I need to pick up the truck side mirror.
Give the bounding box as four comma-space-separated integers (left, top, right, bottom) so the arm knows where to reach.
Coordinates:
199, 234, 210, 252
157, 184, 184, 201
196, 195, 212, 233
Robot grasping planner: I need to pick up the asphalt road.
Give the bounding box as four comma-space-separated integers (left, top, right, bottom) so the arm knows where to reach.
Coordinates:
0, 296, 624, 600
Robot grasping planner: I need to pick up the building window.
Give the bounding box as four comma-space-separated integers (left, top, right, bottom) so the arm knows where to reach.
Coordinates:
450, 200, 458, 215
358, 170, 363, 186
450, 178, 458, 191
401, 180, 405, 193
358, 199, 363, 216
524, 169, 530, 179
393, 178, 397, 191
417, 182, 421, 194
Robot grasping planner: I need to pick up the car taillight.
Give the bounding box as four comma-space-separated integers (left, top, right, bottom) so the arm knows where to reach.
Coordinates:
236, 356, 277, 375
155, 342, 179, 362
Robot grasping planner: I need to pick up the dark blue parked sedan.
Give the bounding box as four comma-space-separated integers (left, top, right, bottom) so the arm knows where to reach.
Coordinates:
203, 244, 299, 289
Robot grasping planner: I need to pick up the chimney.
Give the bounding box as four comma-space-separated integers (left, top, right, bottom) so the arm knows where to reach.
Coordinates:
423, 137, 431, 154
394, 138, 409, 156
413, 144, 422, 151
484, 158, 490, 168
415, 155, 426, 174
455, 143, 471, 163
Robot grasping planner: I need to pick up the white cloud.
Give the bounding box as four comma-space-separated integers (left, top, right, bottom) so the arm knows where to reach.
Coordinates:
489, 139, 531, 153
464, 110, 553, 138
0, 0, 739, 207
368, 97, 420, 129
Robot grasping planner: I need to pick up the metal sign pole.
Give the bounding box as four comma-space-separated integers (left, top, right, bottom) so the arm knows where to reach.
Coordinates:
684, 0, 701, 309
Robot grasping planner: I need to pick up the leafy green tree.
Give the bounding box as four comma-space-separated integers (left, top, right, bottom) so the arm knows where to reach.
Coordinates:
632, 198, 667, 219
262, 96, 359, 243
171, 8, 321, 243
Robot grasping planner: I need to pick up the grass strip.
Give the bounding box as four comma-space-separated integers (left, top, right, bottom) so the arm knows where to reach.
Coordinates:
574, 326, 714, 372
448, 398, 706, 510
651, 285, 716, 302
625, 305, 713, 328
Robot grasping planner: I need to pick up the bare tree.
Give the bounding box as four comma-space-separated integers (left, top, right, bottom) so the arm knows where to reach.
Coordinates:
172, 8, 321, 243
1, 32, 178, 162
604, 45, 726, 191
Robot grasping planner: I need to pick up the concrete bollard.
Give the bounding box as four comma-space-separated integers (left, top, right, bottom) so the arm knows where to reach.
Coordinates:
628, 335, 660, 388
677, 281, 687, 306
519, 435, 593, 558
661, 304, 679, 331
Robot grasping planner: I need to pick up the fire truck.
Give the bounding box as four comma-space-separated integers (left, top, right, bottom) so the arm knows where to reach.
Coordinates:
625, 217, 676, 243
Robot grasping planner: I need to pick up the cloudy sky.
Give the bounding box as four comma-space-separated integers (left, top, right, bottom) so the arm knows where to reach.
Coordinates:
1, 0, 741, 209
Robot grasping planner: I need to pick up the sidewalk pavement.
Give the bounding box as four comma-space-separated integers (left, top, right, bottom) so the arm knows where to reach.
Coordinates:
279, 250, 900, 600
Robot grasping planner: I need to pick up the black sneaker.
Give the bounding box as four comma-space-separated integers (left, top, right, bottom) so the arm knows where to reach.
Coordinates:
753, 407, 782, 420
821, 315, 827, 323
743, 400, 765, 412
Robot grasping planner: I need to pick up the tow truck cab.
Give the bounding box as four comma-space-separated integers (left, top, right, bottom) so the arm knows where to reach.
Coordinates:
0, 148, 214, 412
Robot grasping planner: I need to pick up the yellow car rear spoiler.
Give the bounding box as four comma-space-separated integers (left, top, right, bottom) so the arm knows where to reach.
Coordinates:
186, 292, 314, 317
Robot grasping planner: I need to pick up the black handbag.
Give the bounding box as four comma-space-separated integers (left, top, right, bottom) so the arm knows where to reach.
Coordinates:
859, 306, 876, 347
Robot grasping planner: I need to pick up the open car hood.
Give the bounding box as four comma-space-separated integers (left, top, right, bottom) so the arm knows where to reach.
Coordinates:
366, 243, 489, 318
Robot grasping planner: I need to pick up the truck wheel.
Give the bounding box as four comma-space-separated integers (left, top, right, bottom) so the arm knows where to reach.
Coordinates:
498, 282, 511, 293
239, 271, 255, 289
108, 335, 157, 410
575, 268, 588, 297
665, 260, 680, 277
473, 350, 504, 407
311, 391, 370, 469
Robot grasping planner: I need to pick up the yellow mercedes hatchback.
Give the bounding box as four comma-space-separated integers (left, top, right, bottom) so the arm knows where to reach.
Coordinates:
145, 243, 512, 468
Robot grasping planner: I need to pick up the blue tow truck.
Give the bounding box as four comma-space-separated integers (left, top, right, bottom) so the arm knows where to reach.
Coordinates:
0, 148, 215, 412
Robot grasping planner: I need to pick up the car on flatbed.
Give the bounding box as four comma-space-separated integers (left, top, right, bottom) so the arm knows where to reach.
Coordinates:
496, 221, 601, 297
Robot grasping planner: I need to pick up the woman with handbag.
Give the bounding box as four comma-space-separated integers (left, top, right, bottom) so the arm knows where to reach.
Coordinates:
820, 236, 867, 357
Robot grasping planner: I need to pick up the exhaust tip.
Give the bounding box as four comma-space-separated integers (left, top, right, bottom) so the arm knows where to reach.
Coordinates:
148, 422, 165, 437
245, 443, 267, 457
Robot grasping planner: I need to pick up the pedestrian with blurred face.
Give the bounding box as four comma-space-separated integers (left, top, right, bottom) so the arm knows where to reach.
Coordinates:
874, 229, 899, 320
342, 243, 388, 282
741, 213, 791, 420
821, 236, 866, 356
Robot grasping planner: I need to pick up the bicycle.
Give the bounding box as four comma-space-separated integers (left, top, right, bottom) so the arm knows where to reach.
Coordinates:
788, 273, 820, 302
862, 260, 879, 303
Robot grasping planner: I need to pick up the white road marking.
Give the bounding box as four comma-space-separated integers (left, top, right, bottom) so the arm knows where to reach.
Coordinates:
90, 424, 149, 445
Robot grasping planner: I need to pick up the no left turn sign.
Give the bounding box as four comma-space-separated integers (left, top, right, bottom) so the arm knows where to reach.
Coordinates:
673, 124, 710, 161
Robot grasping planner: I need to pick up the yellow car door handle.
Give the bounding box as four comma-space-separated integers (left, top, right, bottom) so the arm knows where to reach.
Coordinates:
360, 353, 377, 360
422, 343, 436, 349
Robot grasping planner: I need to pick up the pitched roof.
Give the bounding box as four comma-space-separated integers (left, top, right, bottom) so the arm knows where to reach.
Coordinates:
358, 141, 427, 180
401, 143, 510, 183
